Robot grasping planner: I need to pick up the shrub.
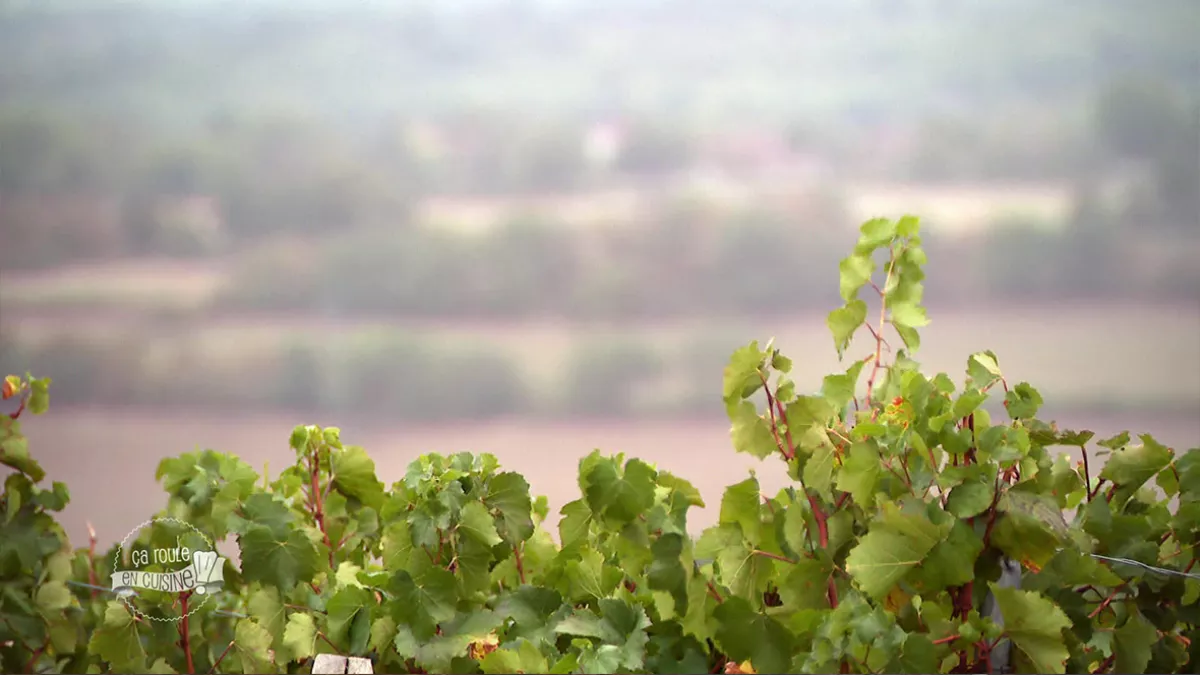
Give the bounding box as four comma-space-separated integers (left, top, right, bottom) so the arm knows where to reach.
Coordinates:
1, 216, 1196, 674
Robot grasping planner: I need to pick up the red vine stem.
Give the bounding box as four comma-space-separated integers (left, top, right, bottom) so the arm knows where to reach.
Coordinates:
765, 367, 837, 608
752, 550, 796, 564
706, 580, 724, 603
179, 590, 195, 674
513, 544, 526, 584
758, 372, 793, 461
24, 636, 49, 673
1089, 586, 1124, 619
317, 632, 344, 655
86, 521, 99, 599
865, 246, 898, 414
208, 640, 235, 674
307, 442, 335, 569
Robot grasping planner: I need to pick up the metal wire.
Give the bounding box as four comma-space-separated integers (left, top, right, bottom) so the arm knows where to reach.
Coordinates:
695, 551, 1200, 581
1087, 553, 1200, 580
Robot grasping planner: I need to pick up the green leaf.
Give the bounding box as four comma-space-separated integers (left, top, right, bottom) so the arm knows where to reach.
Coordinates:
821, 359, 866, 411
390, 562, 459, 630
835, 442, 881, 509
910, 520, 983, 593
583, 457, 656, 526
481, 640, 548, 675
990, 586, 1071, 674
803, 443, 836, 502
331, 445, 385, 509
899, 633, 937, 674
282, 612, 317, 661
779, 556, 833, 610
369, 616, 397, 654
729, 401, 778, 460
827, 300, 868, 358
945, 479, 994, 519
658, 471, 705, 508
992, 512, 1062, 569
233, 619, 276, 674
696, 525, 774, 601
856, 217, 897, 253
894, 322, 921, 351
1004, 383, 1043, 419
839, 254, 875, 301
786, 395, 837, 430
27, 377, 50, 414
35, 580, 71, 613
555, 599, 651, 671
723, 342, 767, 403
1099, 434, 1173, 490
1113, 611, 1157, 674
845, 504, 946, 599
895, 214, 921, 237
967, 351, 1002, 387
647, 533, 689, 618
88, 602, 147, 673
459, 500, 503, 548
327, 586, 373, 656
558, 499, 593, 550
0, 434, 45, 482
486, 472, 535, 545
289, 425, 312, 452
719, 477, 762, 546
712, 597, 795, 673
247, 586, 288, 657
566, 546, 621, 602
889, 301, 929, 328
952, 389, 989, 419
238, 524, 320, 591
416, 610, 504, 672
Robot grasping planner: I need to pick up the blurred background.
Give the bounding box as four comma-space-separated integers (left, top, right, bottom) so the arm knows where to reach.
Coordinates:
1, 0, 1198, 544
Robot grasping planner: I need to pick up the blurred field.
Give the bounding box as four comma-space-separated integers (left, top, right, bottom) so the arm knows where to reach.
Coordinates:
6, 303, 1200, 408
0, 258, 228, 311
24, 408, 1200, 551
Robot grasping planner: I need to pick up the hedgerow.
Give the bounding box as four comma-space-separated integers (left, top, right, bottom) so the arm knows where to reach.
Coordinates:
1, 216, 1196, 674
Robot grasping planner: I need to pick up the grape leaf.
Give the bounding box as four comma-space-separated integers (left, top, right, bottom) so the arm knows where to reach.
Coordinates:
1113, 611, 1157, 674
990, 586, 1071, 674
88, 602, 147, 674
282, 613, 317, 661
836, 442, 881, 509
845, 505, 946, 599
459, 500, 503, 548
331, 445, 385, 509
1100, 435, 1173, 491
839, 254, 874, 302
327, 586, 373, 656
712, 597, 795, 674
718, 477, 762, 546
233, 619, 276, 674
582, 457, 656, 526
238, 524, 320, 591
486, 472, 535, 544
828, 300, 868, 358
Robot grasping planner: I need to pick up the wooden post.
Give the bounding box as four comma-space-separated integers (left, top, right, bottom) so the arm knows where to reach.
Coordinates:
312, 654, 374, 674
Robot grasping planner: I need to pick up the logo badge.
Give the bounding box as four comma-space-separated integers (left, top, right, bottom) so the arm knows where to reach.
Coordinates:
110, 517, 226, 622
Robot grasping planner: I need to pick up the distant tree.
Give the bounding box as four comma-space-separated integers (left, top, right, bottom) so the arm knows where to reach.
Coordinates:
1093, 75, 1199, 229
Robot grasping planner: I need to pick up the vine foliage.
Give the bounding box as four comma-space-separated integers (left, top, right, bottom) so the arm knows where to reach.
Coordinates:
1, 216, 1197, 674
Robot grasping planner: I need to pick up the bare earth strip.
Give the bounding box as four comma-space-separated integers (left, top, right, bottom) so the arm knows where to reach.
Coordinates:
22, 409, 1200, 551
